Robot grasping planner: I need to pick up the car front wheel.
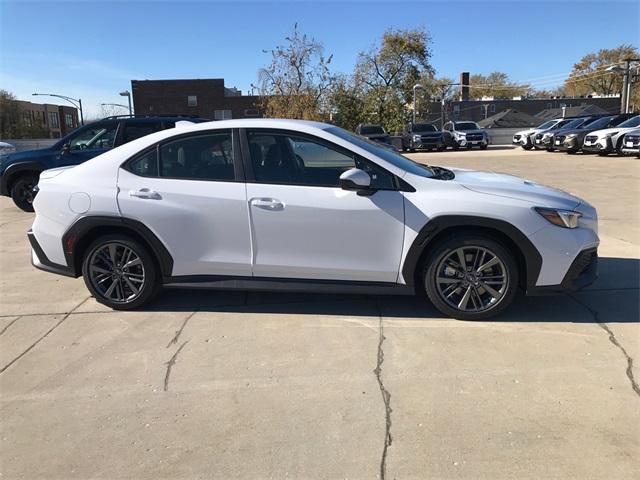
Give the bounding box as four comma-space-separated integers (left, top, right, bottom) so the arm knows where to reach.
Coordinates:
82, 234, 160, 310
423, 235, 518, 320
11, 174, 39, 212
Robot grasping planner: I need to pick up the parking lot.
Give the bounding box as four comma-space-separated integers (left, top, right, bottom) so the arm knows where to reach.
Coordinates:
0, 146, 638, 479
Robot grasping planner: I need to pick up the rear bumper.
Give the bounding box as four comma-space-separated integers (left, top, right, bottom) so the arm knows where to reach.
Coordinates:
526, 248, 598, 295
27, 229, 76, 277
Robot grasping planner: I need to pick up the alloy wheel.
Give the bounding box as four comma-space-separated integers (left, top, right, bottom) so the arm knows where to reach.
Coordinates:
435, 246, 508, 312
88, 242, 146, 304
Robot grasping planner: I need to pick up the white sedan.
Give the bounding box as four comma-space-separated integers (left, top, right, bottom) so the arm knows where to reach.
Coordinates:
29, 119, 599, 320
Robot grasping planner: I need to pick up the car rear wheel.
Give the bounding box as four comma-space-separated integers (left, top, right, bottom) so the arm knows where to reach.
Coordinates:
10, 173, 38, 212
423, 235, 518, 320
82, 234, 160, 310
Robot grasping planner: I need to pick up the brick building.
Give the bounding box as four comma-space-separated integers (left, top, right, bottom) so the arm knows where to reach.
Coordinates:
131, 78, 262, 120
15, 101, 80, 138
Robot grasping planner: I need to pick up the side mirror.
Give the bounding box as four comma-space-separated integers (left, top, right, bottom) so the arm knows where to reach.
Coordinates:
339, 168, 375, 196
61, 143, 71, 155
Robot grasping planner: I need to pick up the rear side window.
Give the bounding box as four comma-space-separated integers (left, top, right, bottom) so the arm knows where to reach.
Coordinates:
122, 123, 160, 144
159, 131, 234, 181
126, 130, 235, 181
128, 149, 158, 177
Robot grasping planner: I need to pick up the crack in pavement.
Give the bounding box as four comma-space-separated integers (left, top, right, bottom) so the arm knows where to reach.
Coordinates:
164, 341, 189, 392
0, 316, 21, 336
571, 295, 640, 398
373, 301, 393, 480
166, 311, 197, 348
0, 297, 91, 375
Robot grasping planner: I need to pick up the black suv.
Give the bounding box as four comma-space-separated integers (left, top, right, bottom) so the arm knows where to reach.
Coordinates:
0, 115, 208, 211
401, 122, 447, 151
354, 124, 391, 145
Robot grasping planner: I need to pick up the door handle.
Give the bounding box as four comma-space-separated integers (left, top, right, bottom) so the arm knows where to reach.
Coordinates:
250, 198, 284, 211
129, 188, 162, 200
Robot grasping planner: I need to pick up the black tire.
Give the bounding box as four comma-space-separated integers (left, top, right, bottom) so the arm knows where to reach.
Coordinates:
422, 234, 519, 320
452, 142, 460, 151
82, 234, 161, 310
437, 145, 445, 152
522, 144, 533, 150
480, 144, 488, 150
10, 173, 39, 212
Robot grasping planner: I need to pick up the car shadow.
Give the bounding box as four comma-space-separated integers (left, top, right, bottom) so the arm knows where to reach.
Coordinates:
142, 257, 639, 324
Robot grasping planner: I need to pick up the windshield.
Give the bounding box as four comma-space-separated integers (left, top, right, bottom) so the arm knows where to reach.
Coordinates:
557, 118, 585, 129
455, 122, 480, 131
536, 120, 558, 130
327, 126, 434, 178
413, 123, 437, 132
618, 115, 640, 128
583, 116, 615, 130
359, 125, 386, 135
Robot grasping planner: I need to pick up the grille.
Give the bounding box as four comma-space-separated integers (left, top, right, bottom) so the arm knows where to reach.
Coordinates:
467, 134, 483, 141
585, 135, 598, 143
625, 135, 640, 146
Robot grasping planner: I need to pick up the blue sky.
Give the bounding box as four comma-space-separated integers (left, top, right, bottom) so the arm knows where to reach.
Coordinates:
1, 0, 638, 116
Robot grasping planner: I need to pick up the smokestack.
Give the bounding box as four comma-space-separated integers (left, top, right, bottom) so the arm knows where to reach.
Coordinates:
460, 72, 470, 101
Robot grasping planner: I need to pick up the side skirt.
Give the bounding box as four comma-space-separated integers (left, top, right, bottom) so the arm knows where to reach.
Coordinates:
164, 276, 415, 296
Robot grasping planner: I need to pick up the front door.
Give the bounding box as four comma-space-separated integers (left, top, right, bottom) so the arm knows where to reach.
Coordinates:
57, 122, 119, 167
244, 129, 405, 282
117, 129, 251, 277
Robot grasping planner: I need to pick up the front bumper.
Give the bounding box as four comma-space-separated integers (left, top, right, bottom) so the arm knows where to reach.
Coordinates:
582, 137, 612, 154
412, 139, 445, 149
554, 136, 581, 152
527, 248, 598, 295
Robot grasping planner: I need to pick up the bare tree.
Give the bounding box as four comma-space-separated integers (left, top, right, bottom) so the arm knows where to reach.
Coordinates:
257, 24, 335, 120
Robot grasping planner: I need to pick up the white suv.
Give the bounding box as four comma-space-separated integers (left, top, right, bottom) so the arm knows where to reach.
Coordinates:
29, 119, 599, 320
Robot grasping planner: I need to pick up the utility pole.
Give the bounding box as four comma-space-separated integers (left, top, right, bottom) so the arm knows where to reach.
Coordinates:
609, 58, 640, 113
412, 84, 423, 125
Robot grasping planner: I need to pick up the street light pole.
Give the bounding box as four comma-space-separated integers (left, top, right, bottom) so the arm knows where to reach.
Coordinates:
608, 58, 640, 113
32, 92, 84, 125
412, 84, 423, 125
119, 91, 133, 116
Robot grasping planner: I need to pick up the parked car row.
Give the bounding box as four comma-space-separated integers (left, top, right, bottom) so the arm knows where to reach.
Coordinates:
0, 115, 209, 211
513, 113, 640, 157
356, 121, 490, 152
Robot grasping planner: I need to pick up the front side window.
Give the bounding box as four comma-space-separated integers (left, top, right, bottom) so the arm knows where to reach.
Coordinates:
247, 130, 395, 188
68, 123, 118, 150
159, 131, 234, 181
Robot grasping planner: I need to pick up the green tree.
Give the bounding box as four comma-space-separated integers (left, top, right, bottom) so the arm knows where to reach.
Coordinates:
328, 75, 367, 131
0, 90, 22, 138
257, 24, 335, 120
564, 45, 639, 109
354, 27, 434, 132
468, 72, 530, 99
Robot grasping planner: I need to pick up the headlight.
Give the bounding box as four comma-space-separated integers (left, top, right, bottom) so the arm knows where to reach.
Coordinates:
413, 134, 421, 141
565, 134, 577, 139
535, 207, 582, 228
455, 132, 466, 139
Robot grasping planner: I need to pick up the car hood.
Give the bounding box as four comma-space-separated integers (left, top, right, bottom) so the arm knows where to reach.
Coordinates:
450, 167, 581, 209
515, 128, 539, 136
588, 126, 636, 138
457, 129, 485, 135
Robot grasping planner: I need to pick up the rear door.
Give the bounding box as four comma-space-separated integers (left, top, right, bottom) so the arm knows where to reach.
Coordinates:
117, 129, 252, 277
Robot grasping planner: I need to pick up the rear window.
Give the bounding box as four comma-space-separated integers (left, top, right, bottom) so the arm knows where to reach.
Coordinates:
359, 125, 386, 135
